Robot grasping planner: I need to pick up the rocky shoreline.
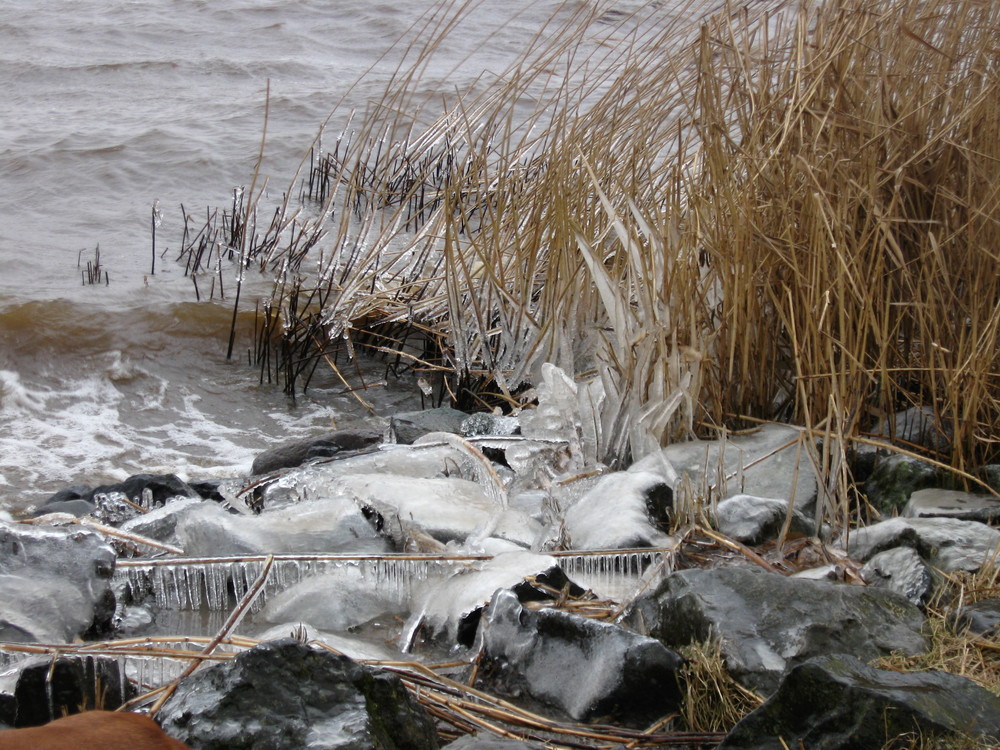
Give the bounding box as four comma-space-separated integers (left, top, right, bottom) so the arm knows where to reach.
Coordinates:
2, 369, 1000, 749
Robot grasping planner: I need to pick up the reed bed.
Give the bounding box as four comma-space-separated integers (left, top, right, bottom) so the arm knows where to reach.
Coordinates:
186, 0, 999, 527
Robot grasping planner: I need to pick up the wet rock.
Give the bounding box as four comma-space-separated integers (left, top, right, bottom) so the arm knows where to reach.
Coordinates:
92, 473, 199, 510
954, 599, 1000, 636
404, 551, 585, 649
625, 566, 926, 695
0, 655, 133, 727
842, 516, 1000, 572
32, 484, 95, 517
718, 654, 1000, 750
159, 639, 438, 750
563, 471, 673, 549
251, 428, 383, 475
0, 522, 116, 642
863, 454, 938, 515
903, 487, 1000, 523
120, 497, 205, 549
715, 494, 815, 545
859, 547, 934, 607
174, 498, 388, 556
630, 424, 816, 512
479, 589, 683, 727
390, 407, 468, 444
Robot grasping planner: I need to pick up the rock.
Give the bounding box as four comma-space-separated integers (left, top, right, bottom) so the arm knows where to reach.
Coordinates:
715, 494, 815, 545
953, 599, 1000, 636
120, 497, 205, 549
718, 654, 1000, 750
255, 624, 398, 662
390, 407, 468, 444
0, 656, 133, 727
0, 522, 116, 642
32, 484, 95, 517
251, 428, 383, 475
870, 405, 951, 452
790, 565, 842, 581
158, 639, 438, 750
173, 498, 388, 556
863, 454, 938, 515
260, 567, 408, 634
903, 487, 1000, 523
842, 517, 1000, 572
404, 551, 585, 649
981, 465, 1000, 493
479, 589, 683, 727
860, 547, 934, 606
630, 424, 816, 512
92, 474, 199, 508
625, 566, 926, 695
563, 471, 673, 549
442, 736, 543, 750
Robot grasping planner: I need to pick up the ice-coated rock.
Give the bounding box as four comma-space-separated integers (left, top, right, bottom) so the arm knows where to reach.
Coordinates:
563, 470, 673, 549
390, 407, 468, 444
158, 639, 438, 750
173, 498, 387, 556
461, 412, 520, 437
903, 487, 1000, 523
842, 516, 1000, 572
254, 624, 399, 662
715, 494, 815, 545
630, 424, 816, 511
442, 736, 543, 750
251, 428, 383, 475
0, 656, 132, 727
259, 567, 408, 634
404, 551, 584, 648
860, 546, 934, 606
334, 474, 539, 548
719, 654, 1000, 750
0, 521, 116, 643
90, 473, 201, 525
120, 497, 204, 549
626, 566, 926, 695
480, 589, 683, 727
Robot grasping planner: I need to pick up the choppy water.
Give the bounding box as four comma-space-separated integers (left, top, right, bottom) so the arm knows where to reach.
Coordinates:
0, 0, 732, 512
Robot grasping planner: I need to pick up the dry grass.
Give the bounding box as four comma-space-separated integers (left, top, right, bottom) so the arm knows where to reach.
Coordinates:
205, 0, 1000, 528
677, 638, 764, 733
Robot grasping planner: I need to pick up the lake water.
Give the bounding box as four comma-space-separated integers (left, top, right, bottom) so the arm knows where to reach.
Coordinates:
0, 0, 734, 512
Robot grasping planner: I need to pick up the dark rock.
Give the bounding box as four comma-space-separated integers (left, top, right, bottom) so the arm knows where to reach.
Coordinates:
30, 498, 96, 518
954, 599, 1000, 637
860, 547, 934, 607
187, 479, 228, 503
90, 474, 201, 525
903, 487, 1000, 523
251, 429, 383, 475
479, 589, 684, 727
159, 639, 438, 750
6, 656, 133, 727
389, 407, 468, 445
626, 566, 926, 696
980, 465, 1000, 493
718, 654, 1000, 750
863, 454, 939, 515
715, 494, 815, 545
843, 516, 1000, 572
0, 522, 116, 643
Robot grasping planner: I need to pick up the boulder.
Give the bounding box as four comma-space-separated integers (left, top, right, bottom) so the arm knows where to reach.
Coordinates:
0, 656, 132, 728
625, 566, 926, 695
251, 428, 383, 475
0, 522, 116, 642
563, 471, 673, 549
953, 599, 1000, 637
860, 547, 934, 606
390, 407, 468, 444
630, 424, 816, 512
903, 487, 1000, 524
863, 454, 938, 516
718, 654, 1000, 750
715, 494, 815, 545
159, 639, 438, 750
842, 517, 1000, 573
479, 589, 684, 727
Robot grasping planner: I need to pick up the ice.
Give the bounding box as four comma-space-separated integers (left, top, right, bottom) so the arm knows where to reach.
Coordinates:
563, 470, 674, 550
519, 363, 604, 470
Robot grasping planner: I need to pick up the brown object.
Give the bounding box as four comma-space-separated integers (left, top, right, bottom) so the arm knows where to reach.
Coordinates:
0, 711, 190, 750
